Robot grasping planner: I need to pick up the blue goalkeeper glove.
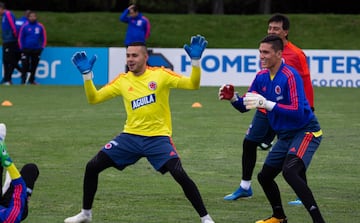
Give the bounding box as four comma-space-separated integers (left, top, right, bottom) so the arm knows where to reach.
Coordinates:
71, 51, 97, 74
184, 34, 208, 60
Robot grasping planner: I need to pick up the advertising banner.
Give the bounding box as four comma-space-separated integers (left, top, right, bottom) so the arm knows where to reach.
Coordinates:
1, 47, 359, 87
109, 48, 360, 88
0, 47, 108, 85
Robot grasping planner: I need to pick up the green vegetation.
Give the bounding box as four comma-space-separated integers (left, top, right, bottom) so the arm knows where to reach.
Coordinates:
11, 11, 360, 49
0, 86, 359, 222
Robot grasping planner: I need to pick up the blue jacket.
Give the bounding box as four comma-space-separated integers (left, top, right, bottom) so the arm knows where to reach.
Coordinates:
120, 9, 151, 46
15, 16, 28, 33
18, 21, 47, 50
231, 62, 315, 132
1, 10, 17, 43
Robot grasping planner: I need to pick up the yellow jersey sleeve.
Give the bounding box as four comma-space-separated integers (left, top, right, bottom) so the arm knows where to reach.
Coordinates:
177, 65, 201, 89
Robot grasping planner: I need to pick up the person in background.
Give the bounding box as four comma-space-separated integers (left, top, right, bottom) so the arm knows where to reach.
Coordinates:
222, 14, 314, 206
11, 10, 31, 76
64, 35, 215, 223
15, 10, 31, 32
18, 10, 47, 85
119, 4, 151, 46
0, 2, 18, 85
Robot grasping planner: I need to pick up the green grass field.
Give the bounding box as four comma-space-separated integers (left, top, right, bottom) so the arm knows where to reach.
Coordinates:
0, 85, 359, 222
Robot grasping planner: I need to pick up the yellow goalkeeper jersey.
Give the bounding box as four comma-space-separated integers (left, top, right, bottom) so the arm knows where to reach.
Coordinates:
83, 66, 201, 137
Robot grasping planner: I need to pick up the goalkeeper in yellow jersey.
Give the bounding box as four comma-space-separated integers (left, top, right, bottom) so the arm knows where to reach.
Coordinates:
64, 35, 215, 223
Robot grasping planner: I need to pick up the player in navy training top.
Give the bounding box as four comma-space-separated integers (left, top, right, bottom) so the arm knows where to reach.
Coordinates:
221, 14, 315, 205
219, 35, 326, 223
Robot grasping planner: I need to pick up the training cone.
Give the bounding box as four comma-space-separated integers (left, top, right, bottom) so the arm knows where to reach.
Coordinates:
1, 100, 13, 107
192, 102, 202, 108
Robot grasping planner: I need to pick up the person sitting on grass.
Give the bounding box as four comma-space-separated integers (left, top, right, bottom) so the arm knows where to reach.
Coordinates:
0, 123, 39, 223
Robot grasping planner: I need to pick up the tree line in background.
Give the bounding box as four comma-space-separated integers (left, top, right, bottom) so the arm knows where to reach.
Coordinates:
3, 0, 358, 14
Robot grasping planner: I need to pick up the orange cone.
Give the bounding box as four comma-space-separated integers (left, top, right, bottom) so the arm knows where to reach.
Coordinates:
1, 100, 13, 107
191, 102, 202, 108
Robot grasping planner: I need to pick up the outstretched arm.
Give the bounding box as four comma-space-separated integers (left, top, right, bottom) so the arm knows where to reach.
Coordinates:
177, 66, 201, 90
178, 34, 208, 89
71, 51, 115, 104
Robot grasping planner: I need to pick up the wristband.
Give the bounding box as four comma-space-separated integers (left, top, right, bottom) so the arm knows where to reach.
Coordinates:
191, 60, 200, 67
230, 93, 238, 102
265, 101, 276, 111
82, 72, 93, 81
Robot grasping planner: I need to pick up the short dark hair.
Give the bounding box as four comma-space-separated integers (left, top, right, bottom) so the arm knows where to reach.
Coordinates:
0, 2, 5, 9
260, 35, 283, 52
268, 14, 290, 31
25, 9, 31, 17
132, 5, 138, 12
126, 41, 148, 55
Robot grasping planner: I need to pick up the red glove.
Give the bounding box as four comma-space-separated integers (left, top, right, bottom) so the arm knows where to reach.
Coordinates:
218, 84, 237, 101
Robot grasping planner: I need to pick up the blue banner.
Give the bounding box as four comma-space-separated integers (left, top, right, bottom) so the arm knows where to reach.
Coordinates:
0, 47, 108, 85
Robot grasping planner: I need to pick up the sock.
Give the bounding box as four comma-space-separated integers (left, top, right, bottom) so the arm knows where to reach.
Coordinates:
240, 180, 251, 190
242, 139, 258, 180
201, 214, 213, 222
272, 205, 286, 219
82, 209, 92, 217
309, 205, 325, 223
20, 163, 39, 196
7, 163, 21, 180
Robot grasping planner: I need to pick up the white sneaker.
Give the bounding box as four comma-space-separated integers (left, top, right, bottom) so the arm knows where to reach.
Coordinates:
0, 123, 6, 141
64, 211, 92, 223
2, 82, 11, 86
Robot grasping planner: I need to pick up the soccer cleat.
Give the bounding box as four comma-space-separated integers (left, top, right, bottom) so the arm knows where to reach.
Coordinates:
2, 81, 11, 86
224, 186, 253, 200
255, 216, 288, 223
288, 197, 303, 206
64, 211, 92, 223
202, 220, 215, 223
